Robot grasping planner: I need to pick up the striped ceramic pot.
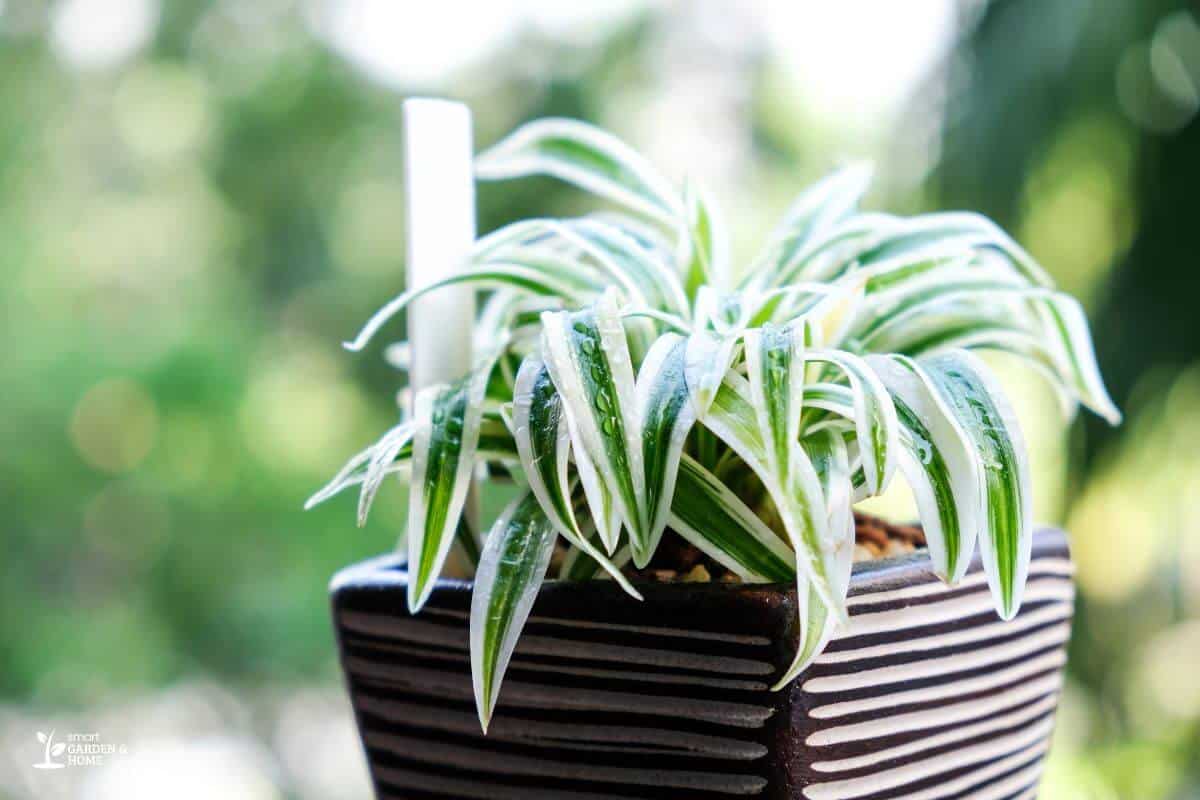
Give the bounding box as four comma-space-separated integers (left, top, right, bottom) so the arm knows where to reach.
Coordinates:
331, 527, 1073, 799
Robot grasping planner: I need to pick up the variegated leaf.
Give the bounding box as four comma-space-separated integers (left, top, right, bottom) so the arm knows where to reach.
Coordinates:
921, 350, 1033, 619
866, 354, 984, 583
758, 164, 874, 284
773, 430, 855, 689
511, 354, 641, 595
684, 329, 742, 418
407, 363, 492, 612
475, 118, 682, 226
1035, 293, 1122, 425
705, 365, 845, 621
345, 265, 586, 353
743, 323, 806, 483
635, 333, 696, 565
808, 349, 900, 496
470, 491, 558, 731
540, 289, 648, 555
670, 455, 795, 583
679, 182, 730, 299
856, 212, 1053, 287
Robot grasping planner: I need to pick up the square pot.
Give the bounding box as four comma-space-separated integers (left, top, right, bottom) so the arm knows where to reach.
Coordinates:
330, 527, 1073, 799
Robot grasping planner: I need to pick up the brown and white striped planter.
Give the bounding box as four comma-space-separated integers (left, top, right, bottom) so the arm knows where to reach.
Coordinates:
330, 527, 1072, 799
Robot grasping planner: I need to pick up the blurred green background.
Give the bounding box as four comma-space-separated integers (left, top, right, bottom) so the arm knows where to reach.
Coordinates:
2, 0, 1197, 797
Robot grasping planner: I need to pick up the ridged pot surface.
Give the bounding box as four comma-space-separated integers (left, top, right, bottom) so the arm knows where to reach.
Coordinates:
331, 527, 1073, 799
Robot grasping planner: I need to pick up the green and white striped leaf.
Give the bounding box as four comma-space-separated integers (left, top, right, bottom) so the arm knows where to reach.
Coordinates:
772, 430, 855, 689
921, 350, 1033, 619
670, 455, 794, 583
470, 491, 558, 732
856, 212, 1053, 288
305, 421, 415, 513
762, 211, 899, 288
743, 323, 806, 483
808, 349, 900, 496
706, 364, 845, 621
572, 436, 621, 553
475, 118, 682, 226
807, 428, 855, 540
679, 182, 730, 299
856, 259, 1027, 345
357, 422, 418, 526
345, 265, 585, 353
511, 354, 641, 595
540, 289, 648, 555
566, 218, 690, 317
1035, 293, 1122, 425
635, 333, 696, 565
407, 364, 492, 612
866, 354, 984, 583
684, 329, 742, 418
759, 164, 873, 282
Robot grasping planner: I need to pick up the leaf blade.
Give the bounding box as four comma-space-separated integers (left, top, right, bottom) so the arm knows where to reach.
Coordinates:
470, 491, 558, 732
476, 118, 682, 225
636, 333, 696, 564
512, 353, 641, 595
407, 364, 492, 612
921, 350, 1033, 619
670, 455, 795, 583
540, 290, 648, 555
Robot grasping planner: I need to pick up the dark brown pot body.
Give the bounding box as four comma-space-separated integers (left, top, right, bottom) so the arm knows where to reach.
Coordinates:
331, 528, 1073, 799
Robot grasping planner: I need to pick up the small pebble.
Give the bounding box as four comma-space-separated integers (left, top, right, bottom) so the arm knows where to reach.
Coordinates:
682, 564, 712, 583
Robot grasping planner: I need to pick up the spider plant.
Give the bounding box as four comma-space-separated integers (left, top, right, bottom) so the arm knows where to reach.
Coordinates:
309, 118, 1120, 731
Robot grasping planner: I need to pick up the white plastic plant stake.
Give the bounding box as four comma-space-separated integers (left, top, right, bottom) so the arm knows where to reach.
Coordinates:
403, 98, 478, 531
403, 98, 476, 394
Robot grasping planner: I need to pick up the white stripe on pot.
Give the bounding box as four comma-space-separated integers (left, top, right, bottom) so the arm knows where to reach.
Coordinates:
816, 601, 1072, 665
875, 738, 1048, 800
840, 578, 1074, 638
808, 648, 1065, 719
810, 692, 1059, 772
956, 758, 1045, 800
806, 671, 1062, 746
803, 621, 1071, 693
845, 559, 1073, 608
801, 715, 1052, 799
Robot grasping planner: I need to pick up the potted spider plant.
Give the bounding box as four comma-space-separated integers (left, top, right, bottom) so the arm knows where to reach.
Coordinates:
311, 101, 1120, 799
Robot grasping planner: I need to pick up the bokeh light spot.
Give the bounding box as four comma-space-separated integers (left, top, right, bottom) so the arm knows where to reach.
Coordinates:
50, 0, 159, 70
70, 379, 160, 474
